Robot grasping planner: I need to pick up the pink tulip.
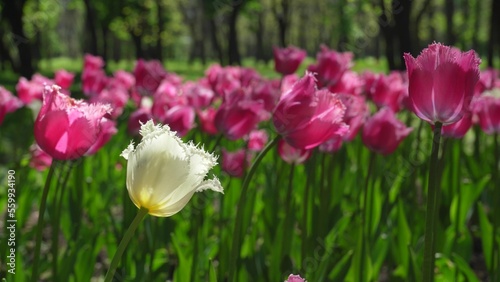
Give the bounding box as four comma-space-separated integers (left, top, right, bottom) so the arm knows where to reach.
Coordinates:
151, 80, 180, 121
54, 69, 75, 90
441, 111, 472, 138
239, 67, 261, 87
327, 70, 363, 96
85, 118, 117, 155
29, 144, 52, 171
364, 72, 406, 112
474, 68, 499, 96
212, 68, 241, 96
215, 87, 265, 140
404, 43, 481, 125
285, 274, 307, 282
198, 107, 218, 135
471, 95, 500, 134
128, 107, 153, 136
183, 81, 215, 109
281, 74, 299, 93
90, 87, 129, 119
307, 45, 353, 89
247, 129, 268, 151
83, 54, 105, 71
362, 107, 413, 155
82, 69, 108, 97
112, 70, 136, 91
134, 59, 168, 95
318, 135, 344, 153
221, 148, 247, 177
273, 46, 307, 75
251, 80, 281, 113
277, 139, 311, 164
34, 85, 111, 160
161, 105, 195, 137
336, 93, 369, 141
16, 75, 53, 104
273, 72, 349, 149
82, 54, 108, 97
0, 86, 23, 125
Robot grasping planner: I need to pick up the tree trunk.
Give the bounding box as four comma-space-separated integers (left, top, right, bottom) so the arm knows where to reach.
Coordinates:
101, 25, 109, 63
209, 18, 224, 65
227, 1, 243, 65
337, 0, 349, 50
472, 0, 481, 50
254, 11, 265, 62
377, 0, 396, 70
487, 0, 500, 67
414, 0, 432, 51
445, 0, 456, 46
83, 0, 98, 55
1, 0, 34, 77
199, 5, 207, 65
131, 33, 144, 59
0, 29, 16, 72
156, 0, 164, 61
393, 0, 412, 69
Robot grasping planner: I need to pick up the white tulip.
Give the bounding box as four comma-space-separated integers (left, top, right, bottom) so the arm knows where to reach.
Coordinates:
121, 120, 223, 217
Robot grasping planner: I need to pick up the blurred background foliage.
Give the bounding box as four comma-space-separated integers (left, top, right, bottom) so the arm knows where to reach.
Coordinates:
0, 0, 499, 79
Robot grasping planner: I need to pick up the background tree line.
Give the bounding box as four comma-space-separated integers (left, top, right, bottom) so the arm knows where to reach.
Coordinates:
0, 0, 499, 78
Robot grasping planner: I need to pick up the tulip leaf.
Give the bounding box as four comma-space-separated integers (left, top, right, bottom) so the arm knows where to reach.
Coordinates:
452, 253, 480, 282
477, 203, 493, 271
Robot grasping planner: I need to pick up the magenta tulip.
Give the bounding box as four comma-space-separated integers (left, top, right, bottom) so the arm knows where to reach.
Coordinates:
471, 95, 500, 134
0, 86, 22, 125
161, 105, 195, 137
16, 74, 53, 104
273, 72, 348, 149
362, 107, 412, 155
277, 139, 311, 165
285, 274, 306, 282
198, 107, 218, 135
111, 70, 136, 91
214, 87, 265, 140
273, 46, 307, 75
404, 43, 481, 125
441, 112, 472, 139
29, 144, 52, 171
307, 45, 353, 89
54, 69, 75, 90
475, 68, 499, 96
183, 81, 215, 109
247, 129, 268, 152
221, 148, 247, 177
34, 85, 111, 160
336, 93, 369, 141
85, 118, 117, 155
128, 107, 153, 136
134, 59, 168, 95
364, 71, 407, 112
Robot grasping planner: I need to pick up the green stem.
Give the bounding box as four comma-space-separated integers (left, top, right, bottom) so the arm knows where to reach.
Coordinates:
190, 209, 202, 281
490, 133, 500, 280
280, 164, 296, 259
422, 122, 443, 282
104, 207, 149, 282
358, 152, 376, 282
52, 161, 74, 280
210, 134, 223, 153
228, 135, 280, 281
451, 139, 462, 281
301, 161, 313, 262
31, 161, 57, 282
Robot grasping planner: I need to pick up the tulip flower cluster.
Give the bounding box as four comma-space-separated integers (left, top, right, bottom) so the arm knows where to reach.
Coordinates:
1, 42, 499, 282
